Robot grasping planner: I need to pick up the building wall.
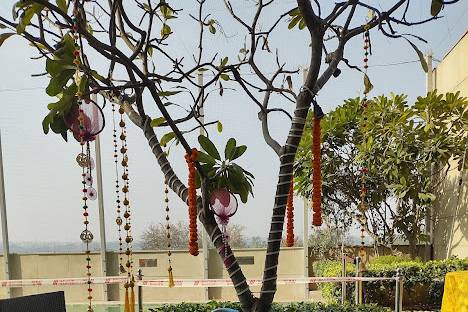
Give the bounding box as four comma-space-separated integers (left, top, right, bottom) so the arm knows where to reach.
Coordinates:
0, 248, 305, 303
430, 31, 468, 260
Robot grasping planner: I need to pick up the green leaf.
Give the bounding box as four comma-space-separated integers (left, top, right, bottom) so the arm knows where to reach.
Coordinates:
158, 90, 181, 97
90, 70, 106, 82
288, 15, 301, 29
46, 69, 74, 96
364, 74, 373, 94
161, 24, 171, 37
217, 121, 223, 133
160, 132, 176, 147
209, 24, 216, 34
431, 0, 443, 16
0, 33, 15, 47
196, 151, 215, 165
16, 4, 43, 34
50, 113, 67, 134
289, 8, 300, 16
225, 138, 236, 160
56, 0, 67, 12
219, 73, 230, 81
221, 57, 228, 68
42, 112, 54, 134
232, 145, 247, 160
150, 117, 166, 127
198, 135, 221, 160
404, 38, 428, 73
46, 58, 63, 76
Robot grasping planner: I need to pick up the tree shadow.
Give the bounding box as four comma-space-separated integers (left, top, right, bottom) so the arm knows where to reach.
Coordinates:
433, 165, 467, 259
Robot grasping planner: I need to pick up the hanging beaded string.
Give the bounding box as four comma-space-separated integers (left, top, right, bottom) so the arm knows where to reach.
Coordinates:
164, 172, 175, 287
112, 102, 125, 273
118, 106, 135, 312
185, 148, 199, 256
357, 18, 372, 261
286, 177, 295, 247
71, 3, 94, 312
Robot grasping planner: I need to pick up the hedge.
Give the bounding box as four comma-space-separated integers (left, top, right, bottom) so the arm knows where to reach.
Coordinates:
313, 256, 468, 309
149, 302, 390, 312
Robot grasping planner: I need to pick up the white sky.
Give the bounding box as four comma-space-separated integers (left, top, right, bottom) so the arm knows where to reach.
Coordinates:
0, 1, 467, 246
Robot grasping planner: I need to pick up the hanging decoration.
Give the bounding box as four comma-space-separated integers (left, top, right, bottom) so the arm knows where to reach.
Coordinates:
311, 101, 324, 227
210, 189, 238, 257
118, 106, 135, 312
357, 19, 373, 261
68, 3, 104, 312
112, 102, 126, 275
163, 167, 175, 288
286, 178, 295, 247
185, 148, 199, 256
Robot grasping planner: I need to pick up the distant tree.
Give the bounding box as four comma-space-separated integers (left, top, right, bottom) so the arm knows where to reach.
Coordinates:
141, 221, 190, 250
247, 236, 268, 248
308, 226, 345, 259
295, 92, 467, 257
141, 222, 247, 249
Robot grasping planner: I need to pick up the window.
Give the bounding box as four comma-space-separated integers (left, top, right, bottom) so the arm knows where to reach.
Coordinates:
237, 256, 254, 265
139, 259, 157, 267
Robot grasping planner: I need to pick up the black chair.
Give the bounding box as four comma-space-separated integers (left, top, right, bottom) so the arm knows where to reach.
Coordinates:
0, 291, 66, 312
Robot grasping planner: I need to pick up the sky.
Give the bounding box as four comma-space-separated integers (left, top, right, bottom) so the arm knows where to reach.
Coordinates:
0, 1, 467, 247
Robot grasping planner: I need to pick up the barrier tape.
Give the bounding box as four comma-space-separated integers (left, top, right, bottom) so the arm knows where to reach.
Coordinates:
0, 276, 397, 288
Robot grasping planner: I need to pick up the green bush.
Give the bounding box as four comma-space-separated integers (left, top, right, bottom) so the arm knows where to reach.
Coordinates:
313, 256, 468, 309
149, 302, 390, 312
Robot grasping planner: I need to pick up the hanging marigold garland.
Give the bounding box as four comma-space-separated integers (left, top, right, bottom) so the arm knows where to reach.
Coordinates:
185, 148, 199, 256
312, 101, 324, 227
286, 177, 295, 247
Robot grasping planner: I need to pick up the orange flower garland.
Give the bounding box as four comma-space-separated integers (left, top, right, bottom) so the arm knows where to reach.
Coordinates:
286, 178, 295, 247
185, 148, 199, 256
312, 115, 322, 226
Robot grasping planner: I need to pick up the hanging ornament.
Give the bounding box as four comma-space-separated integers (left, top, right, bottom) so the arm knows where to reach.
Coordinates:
286, 178, 295, 247
185, 148, 199, 256
69, 3, 95, 311
118, 106, 135, 312
111, 101, 126, 276
358, 19, 372, 263
312, 101, 324, 227
65, 100, 105, 143
210, 189, 238, 258
163, 173, 175, 288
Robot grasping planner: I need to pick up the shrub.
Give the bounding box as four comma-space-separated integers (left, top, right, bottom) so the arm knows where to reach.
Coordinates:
149, 302, 390, 312
313, 256, 468, 309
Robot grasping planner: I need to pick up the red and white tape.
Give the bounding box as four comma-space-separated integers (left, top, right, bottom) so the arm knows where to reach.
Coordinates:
0, 276, 396, 288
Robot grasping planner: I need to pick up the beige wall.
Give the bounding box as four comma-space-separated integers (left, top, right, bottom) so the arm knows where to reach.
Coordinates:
0, 248, 306, 303
431, 31, 468, 260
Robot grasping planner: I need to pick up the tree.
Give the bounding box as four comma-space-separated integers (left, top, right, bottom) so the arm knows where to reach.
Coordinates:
141, 222, 247, 249
295, 92, 467, 257
308, 226, 346, 260
0, 1, 462, 310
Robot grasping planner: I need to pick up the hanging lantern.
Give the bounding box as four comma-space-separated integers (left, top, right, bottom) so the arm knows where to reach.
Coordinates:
210, 189, 238, 258
65, 100, 105, 142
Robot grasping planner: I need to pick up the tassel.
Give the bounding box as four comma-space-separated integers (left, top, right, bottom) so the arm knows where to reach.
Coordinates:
130, 284, 135, 312
286, 178, 295, 247
312, 103, 323, 227
168, 265, 175, 288
124, 285, 130, 312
